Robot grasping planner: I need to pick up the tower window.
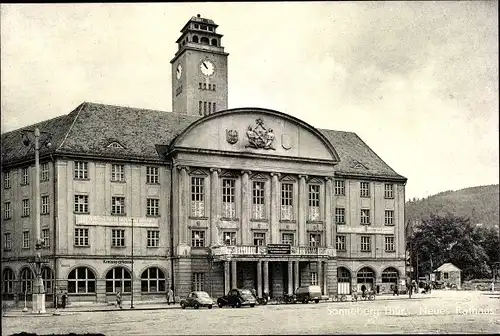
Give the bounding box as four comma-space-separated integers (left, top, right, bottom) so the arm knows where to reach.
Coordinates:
194, 24, 199, 29
200, 37, 209, 44
213, 84, 216, 91
193, 35, 199, 43
208, 102, 212, 114
203, 83, 206, 89
201, 25, 207, 30
203, 102, 207, 115
199, 83, 202, 89
208, 84, 211, 90
209, 27, 214, 32
211, 38, 218, 46
213, 102, 216, 112
199, 101, 202, 115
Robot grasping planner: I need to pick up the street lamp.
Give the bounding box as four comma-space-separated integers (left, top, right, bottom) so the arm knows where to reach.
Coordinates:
22, 128, 52, 314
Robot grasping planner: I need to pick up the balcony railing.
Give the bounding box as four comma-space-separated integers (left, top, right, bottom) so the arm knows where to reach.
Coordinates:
211, 245, 335, 259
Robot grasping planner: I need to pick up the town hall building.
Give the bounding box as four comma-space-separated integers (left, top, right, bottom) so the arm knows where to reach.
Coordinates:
1, 15, 407, 306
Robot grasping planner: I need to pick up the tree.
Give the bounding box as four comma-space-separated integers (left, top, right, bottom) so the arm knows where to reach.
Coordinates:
408, 213, 492, 281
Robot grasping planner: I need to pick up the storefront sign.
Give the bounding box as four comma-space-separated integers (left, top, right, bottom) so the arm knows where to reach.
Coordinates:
267, 244, 291, 255
103, 260, 132, 264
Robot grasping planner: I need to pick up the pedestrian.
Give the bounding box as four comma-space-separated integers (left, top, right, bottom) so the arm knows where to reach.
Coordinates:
167, 287, 174, 305
491, 281, 495, 292
61, 291, 68, 309
393, 284, 399, 296
406, 281, 412, 299
116, 291, 122, 309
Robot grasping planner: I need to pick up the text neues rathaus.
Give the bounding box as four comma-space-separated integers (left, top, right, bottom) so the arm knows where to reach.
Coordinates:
1, 15, 407, 306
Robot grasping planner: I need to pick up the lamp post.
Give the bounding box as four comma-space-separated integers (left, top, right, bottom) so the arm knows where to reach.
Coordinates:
22, 128, 52, 314
131, 218, 134, 309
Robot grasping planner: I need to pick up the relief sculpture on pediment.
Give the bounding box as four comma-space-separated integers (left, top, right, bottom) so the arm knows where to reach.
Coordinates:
245, 118, 275, 150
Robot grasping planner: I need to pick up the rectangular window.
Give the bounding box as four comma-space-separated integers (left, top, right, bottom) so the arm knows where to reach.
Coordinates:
222, 179, 236, 218
309, 233, 321, 247
281, 233, 294, 245
146, 166, 159, 184
252, 181, 266, 220
336, 235, 346, 251
4, 202, 11, 220
192, 273, 204, 292
21, 167, 29, 185
203, 101, 207, 115
335, 208, 345, 224
385, 236, 395, 252
191, 230, 205, 247
74, 228, 89, 247
111, 164, 125, 182
222, 231, 237, 245
213, 102, 216, 112
74, 195, 89, 213
42, 228, 50, 248
74, 161, 88, 180
310, 272, 318, 285
443, 272, 449, 280
146, 198, 160, 217
4, 233, 12, 251
281, 183, 293, 220
360, 181, 370, 197
111, 229, 125, 247
199, 101, 202, 115
334, 180, 345, 195
253, 232, 266, 246
22, 199, 30, 217
208, 101, 212, 114
360, 236, 371, 252
41, 195, 49, 215
111, 196, 125, 215
384, 184, 394, 199
191, 177, 205, 217
41, 163, 49, 181
308, 185, 320, 221
23, 231, 30, 249
147, 230, 160, 247
385, 210, 394, 226
360, 209, 370, 225
213, 84, 216, 91
4, 170, 11, 189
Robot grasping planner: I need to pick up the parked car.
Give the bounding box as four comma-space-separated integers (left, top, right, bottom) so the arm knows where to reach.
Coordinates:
295, 285, 323, 304
217, 288, 256, 308
180, 291, 214, 309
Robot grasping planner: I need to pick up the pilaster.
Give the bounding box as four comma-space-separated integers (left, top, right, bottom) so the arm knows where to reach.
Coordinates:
325, 177, 333, 248
298, 175, 308, 246
263, 260, 269, 295
240, 170, 251, 244
210, 168, 221, 246
270, 172, 281, 244
257, 260, 262, 298
178, 166, 189, 245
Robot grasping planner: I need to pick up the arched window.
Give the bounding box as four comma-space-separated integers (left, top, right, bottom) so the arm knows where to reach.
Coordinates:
105, 267, 131, 293
381, 267, 399, 283
141, 267, 166, 293
192, 35, 199, 43
68, 267, 96, 293
337, 267, 351, 283
42, 267, 53, 294
2, 268, 15, 293
20, 267, 34, 293
211, 38, 218, 46
357, 267, 375, 283
200, 37, 209, 44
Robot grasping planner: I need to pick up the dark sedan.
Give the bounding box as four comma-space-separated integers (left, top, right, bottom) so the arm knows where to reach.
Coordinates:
180, 291, 214, 309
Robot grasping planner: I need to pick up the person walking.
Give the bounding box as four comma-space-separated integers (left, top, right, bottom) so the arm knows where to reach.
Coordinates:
61, 291, 68, 309
393, 284, 399, 296
167, 287, 174, 305
116, 291, 123, 309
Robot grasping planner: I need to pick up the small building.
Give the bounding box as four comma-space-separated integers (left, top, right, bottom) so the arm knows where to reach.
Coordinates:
434, 263, 461, 289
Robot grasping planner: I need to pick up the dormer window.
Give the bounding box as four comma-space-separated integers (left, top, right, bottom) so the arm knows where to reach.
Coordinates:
106, 141, 124, 149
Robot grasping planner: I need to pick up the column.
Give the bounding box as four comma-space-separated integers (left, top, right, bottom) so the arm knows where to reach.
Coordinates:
288, 261, 293, 295
231, 260, 237, 289
257, 260, 262, 298
322, 261, 328, 295
210, 168, 221, 246
240, 170, 251, 245
317, 261, 323, 294
298, 175, 308, 246
178, 166, 189, 244
325, 177, 333, 248
263, 261, 269, 296
224, 261, 230, 294
270, 173, 280, 244
294, 260, 300, 290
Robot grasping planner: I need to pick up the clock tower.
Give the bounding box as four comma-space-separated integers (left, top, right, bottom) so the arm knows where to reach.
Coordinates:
170, 15, 229, 116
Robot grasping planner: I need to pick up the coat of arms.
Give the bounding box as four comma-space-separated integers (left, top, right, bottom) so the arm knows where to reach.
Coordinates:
245, 118, 275, 150
281, 134, 292, 150
226, 129, 238, 144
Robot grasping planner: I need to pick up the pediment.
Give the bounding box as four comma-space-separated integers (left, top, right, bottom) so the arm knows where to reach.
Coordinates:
220, 170, 239, 178
308, 177, 324, 184
189, 168, 208, 176
251, 173, 269, 181
280, 175, 297, 182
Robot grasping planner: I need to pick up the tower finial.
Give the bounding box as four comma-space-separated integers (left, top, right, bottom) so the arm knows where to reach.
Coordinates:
197, 14, 201, 18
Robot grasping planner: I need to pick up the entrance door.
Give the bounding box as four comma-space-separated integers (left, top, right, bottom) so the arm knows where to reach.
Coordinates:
357, 267, 375, 292
337, 267, 351, 295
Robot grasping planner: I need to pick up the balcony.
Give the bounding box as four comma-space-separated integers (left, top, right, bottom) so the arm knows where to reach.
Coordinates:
210, 245, 335, 260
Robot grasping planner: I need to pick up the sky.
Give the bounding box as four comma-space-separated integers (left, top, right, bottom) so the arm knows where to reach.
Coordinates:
1, 2, 498, 201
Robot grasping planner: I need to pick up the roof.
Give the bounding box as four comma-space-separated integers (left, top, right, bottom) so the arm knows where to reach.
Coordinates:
435, 263, 461, 273
1, 102, 406, 181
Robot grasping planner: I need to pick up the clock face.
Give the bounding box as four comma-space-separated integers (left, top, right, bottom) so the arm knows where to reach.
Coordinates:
200, 59, 215, 76
176, 64, 183, 80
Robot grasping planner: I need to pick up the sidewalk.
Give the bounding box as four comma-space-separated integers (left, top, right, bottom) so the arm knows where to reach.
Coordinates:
3, 301, 181, 317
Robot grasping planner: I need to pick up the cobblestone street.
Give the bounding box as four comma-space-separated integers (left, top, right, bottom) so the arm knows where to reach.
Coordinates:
3, 290, 499, 335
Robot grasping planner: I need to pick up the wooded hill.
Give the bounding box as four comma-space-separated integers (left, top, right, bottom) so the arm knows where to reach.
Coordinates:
405, 184, 499, 229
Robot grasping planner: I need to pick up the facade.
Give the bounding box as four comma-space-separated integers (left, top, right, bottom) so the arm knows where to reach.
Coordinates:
1, 15, 407, 307
434, 263, 461, 289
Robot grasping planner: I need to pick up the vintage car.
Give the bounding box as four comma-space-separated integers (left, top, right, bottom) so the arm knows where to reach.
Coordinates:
295, 285, 323, 303
217, 288, 256, 308
180, 291, 214, 309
